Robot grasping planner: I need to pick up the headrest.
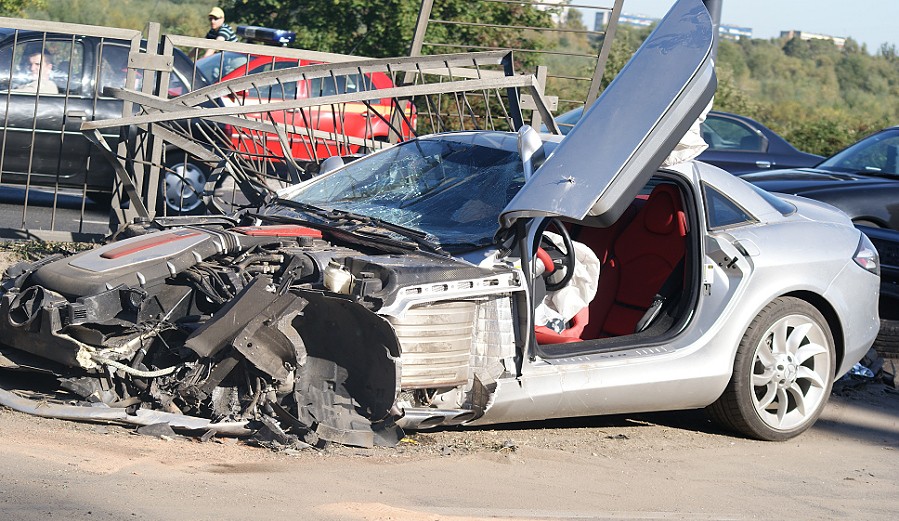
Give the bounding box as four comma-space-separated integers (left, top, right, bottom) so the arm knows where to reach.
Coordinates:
642, 184, 684, 235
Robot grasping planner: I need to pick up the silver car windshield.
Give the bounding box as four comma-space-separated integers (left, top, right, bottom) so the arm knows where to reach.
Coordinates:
285, 136, 526, 252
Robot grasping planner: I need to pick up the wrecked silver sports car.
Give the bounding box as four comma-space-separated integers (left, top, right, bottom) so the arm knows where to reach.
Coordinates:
0, 0, 881, 447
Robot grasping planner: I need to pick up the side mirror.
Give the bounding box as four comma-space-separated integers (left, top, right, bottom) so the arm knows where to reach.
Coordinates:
518, 125, 545, 180
318, 156, 345, 176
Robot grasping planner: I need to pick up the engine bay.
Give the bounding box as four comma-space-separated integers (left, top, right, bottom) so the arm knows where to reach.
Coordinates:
0, 217, 522, 448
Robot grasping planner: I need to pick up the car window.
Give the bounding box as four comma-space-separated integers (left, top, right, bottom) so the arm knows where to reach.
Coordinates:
0, 39, 84, 95
308, 73, 373, 98
703, 184, 756, 228
291, 137, 525, 252
245, 60, 300, 100
98, 43, 188, 99
701, 116, 764, 152
196, 52, 249, 83
197, 51, 258, 83
818, 129, 899, 175
98, 44, 130, 95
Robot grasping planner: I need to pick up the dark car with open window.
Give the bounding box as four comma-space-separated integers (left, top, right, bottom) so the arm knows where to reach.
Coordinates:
0, 28, 208, 205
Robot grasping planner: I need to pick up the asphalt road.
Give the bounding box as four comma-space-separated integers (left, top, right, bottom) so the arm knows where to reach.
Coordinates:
0, 380, 896, 521
0, 185, 112, 239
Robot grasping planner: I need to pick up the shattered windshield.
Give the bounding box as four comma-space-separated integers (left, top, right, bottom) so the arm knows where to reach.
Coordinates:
283, 134, 527, 252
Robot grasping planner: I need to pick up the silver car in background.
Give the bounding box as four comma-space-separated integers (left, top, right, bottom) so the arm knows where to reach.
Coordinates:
0, 0, 880, 445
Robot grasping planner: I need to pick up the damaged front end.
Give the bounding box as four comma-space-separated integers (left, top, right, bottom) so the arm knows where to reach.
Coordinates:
0, 218, 522, 448
0, 222, 408, 448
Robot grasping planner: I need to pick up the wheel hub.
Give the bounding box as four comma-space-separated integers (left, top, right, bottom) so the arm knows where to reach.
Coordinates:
165, 163, 206, 212
772, 353, 798, 388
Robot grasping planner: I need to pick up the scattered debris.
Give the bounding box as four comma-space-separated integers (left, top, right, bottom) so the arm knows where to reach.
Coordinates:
497, 440, 517, 452
834, 347, 896, 394
135, 423, 178, 439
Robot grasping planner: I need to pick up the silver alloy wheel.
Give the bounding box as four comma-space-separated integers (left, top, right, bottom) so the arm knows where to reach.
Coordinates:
165, 161, 207, 213
750, 313, 832, 431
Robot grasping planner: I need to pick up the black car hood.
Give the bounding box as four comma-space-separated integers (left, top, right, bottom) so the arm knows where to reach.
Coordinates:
742, 167, 898, 195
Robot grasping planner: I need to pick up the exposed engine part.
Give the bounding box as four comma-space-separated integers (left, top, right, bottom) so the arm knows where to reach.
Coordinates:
0, 222, 516, 449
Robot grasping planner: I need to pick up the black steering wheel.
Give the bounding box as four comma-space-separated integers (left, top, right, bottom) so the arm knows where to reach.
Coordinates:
535, 217, 576, 292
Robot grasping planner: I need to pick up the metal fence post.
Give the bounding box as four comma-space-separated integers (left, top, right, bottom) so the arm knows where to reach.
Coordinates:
108, 33, 146, 230
529, 65, 548, 129
585, 0, 623, 106
703, 0, 722, 59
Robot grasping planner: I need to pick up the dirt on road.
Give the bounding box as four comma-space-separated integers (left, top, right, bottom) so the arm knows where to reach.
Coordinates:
0, 375, 896, 521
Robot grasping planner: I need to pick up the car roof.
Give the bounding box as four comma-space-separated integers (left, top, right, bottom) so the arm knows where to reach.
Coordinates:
501, 0, 717, 228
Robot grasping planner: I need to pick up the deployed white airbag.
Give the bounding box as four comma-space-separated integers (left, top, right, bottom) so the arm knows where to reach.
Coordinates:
535, 232, 600, 328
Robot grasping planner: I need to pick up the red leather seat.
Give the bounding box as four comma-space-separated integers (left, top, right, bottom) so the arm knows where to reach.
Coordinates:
582, 183, 687, 339
534, 184, 686, 345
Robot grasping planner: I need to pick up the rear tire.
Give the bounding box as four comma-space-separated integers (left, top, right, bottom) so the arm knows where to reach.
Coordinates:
852, 219, 881, 228
707, 297, 835, 441
873, 319, 899, 359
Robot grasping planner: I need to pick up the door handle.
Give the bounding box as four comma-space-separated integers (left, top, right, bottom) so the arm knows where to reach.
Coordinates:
755, 160, 772, 168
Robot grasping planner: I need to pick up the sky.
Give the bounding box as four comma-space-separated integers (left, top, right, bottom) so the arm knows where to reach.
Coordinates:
577, 0, 899, 52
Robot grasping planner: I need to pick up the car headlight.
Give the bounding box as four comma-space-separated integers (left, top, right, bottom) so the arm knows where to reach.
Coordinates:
853, 233, 880, 275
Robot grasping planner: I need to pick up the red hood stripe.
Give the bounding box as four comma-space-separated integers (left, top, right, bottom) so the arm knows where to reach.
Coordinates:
100, 231, 204, 260
233, 225, 323, 238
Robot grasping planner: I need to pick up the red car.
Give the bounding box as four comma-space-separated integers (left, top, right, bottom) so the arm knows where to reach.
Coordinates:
196, 51, 416, 162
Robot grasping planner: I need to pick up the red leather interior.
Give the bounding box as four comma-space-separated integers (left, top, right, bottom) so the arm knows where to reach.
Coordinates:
535, 184, 687, 344
534, 307, 589, 344
583, 183, 687, 339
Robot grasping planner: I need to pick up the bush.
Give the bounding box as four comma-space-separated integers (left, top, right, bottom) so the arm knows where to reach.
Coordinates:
782, 117, 887, 157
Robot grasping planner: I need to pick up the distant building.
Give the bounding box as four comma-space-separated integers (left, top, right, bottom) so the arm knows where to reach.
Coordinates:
719, 24, 752, 41
780, 30, 846, 49
594, 12, 655, 30
594, 12, 752, 40
536, 0, 567, 24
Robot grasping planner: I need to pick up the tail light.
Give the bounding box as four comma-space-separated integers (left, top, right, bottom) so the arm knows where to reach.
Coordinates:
853, 233, 880, 275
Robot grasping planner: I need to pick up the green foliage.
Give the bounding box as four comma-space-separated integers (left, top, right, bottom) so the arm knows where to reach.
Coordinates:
580, 26, 899, 157
0, 0, 44, 16
716, 36, 899, 156
223, 0, 554, 60
25, 0, 209, 36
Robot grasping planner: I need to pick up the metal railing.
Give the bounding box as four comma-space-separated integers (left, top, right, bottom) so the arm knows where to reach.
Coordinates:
408, 0, 623, 129
86, 50, 556, 220
0, 4, 571, 241
0, 17, 144, 241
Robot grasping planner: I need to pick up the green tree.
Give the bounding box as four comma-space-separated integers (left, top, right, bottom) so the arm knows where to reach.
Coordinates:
0, 0, 44, 16
27, 0, 209, 36
223, 0, 554, 60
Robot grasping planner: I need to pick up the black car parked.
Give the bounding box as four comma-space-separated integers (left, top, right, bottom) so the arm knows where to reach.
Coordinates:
0, 28, 209, 205
743, 127, 899, 230
699, 111, 823, 174
546, 108, 822, 175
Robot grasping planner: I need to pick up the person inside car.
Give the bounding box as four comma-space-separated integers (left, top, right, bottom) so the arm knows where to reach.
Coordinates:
15, 50, 59, 94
